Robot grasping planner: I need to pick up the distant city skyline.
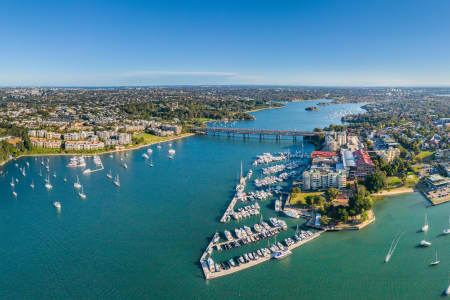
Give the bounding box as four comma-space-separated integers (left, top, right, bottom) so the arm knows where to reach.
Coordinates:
2, 0, 450, 86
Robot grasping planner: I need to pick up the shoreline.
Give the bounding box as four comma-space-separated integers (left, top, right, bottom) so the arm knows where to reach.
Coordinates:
245, 105, 285, 113
372, 187, 415, 197
0, 133, 194, 167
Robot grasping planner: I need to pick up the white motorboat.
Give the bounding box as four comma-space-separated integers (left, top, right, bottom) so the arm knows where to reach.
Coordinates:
30, 180, 35, 189
53, 201, 61, 209
106, 170, 113, 179
420, 240, 432, 247
142, 153, 149, 159
10, 177, 15, 187
271, 249, 292, 259
283, 210, 300, 219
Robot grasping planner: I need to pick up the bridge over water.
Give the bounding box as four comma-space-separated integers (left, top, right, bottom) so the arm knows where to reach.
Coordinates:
193, 127, 319, 141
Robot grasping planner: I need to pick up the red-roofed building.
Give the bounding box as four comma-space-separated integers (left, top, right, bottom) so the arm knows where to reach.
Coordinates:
353, 149, 375, 179
310, 151, 338, 159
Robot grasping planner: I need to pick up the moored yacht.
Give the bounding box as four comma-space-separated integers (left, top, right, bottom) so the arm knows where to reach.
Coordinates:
30, 180, 35, 189
420, 240, 432, 247
114, 175, 120, 187
283, 210, 300, 219
444, 216, 450, 235
74, 176, 82, 189
271, 249, 292, 259
107, 170, 113, 179
45, 175, 53, 190
10, 177, 15, 187
430, 250, 440, 266
53, 201, 61, 210
78, 186, 86, 199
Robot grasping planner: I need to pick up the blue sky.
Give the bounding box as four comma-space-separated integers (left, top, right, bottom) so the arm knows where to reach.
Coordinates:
1, 0, 450, 86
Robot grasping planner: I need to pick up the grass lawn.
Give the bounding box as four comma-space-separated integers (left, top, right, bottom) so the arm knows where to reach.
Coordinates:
417, 151, 434, 162
191, 118, 214, 124
133, 133, 191, 144
405, 174, 419, 187
290, 191, 323, 206
386, 174, 419, 189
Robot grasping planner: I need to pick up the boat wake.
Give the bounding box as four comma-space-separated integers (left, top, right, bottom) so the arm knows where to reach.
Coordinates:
385, 232, 404, 263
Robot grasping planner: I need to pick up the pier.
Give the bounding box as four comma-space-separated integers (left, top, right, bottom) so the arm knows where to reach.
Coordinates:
194, 127, 319, 141
202, 230, 325, 280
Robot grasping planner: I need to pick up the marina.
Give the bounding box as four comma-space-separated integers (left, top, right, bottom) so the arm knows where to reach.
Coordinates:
0, 101, 448, 299
201, 230, 324, 280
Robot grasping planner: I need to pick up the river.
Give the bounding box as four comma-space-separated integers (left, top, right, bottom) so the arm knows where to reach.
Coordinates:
0, 100, 448, 299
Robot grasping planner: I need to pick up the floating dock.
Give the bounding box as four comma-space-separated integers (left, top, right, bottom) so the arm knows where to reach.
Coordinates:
201, 230, 325, 280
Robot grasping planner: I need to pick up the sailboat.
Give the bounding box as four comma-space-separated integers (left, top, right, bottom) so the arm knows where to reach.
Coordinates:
106, 170, 113, 179
53, 172, 56, 178
10, 177, 15, 187
39, 168, 42, 176
421, 214, 429, 232
430, 250, 440, 266
114, 175, 120, 187
30, 180, 35, 189
53, 201, 61, 210
12, 187, 17, 198
74, 176, 82, 189
148, 158, 154, 167
45, 175, 53, 190
78, 186, 86, 199
168, 149, 175, 159
122, 162, 128, 169
157, 143, 162, 149
64, 177, 67, 182
444, 216, 450, 235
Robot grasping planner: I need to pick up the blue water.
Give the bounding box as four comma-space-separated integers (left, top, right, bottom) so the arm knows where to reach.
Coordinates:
0, 101, 448, 300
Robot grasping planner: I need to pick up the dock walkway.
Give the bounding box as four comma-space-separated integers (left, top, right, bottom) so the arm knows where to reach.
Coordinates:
202, 230, 325, 280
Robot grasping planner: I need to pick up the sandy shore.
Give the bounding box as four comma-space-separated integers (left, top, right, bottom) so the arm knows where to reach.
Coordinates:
372, 187, 415, 196
0, 133, 194, 167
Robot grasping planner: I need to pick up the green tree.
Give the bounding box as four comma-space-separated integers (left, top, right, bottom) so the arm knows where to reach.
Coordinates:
364, 171, 387, 192
325, 187, 340, 201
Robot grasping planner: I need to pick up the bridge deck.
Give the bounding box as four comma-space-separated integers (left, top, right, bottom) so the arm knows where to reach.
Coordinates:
194, 127, 318, 136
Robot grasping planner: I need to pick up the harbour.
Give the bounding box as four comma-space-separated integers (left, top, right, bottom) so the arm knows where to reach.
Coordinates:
0, 101, 448, 300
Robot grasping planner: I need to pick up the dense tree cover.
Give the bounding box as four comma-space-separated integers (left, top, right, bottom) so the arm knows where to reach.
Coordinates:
348, 183, 373, 215
325, 187, 340, 200
0, 124, 32, 162
121, 99, 283, 122
371, 155, 411, 178
305, 195, 326, 207
364, 171, 387, 193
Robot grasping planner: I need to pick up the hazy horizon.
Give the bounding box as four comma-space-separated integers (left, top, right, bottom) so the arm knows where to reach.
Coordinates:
2, 0, 450, 86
